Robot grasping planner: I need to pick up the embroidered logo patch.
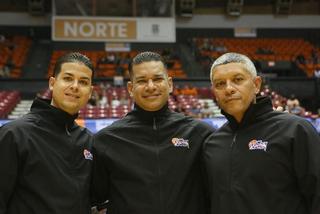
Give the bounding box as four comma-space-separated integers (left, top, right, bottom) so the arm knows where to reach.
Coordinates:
248, 139, 268, 151
83, 149, 93, 160
172, 138, 189, 148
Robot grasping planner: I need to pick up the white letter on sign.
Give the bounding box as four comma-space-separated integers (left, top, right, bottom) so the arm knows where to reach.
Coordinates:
79, 22, 94, 37
118, 23, 127, 38
96, 22, 107, 37
64, 22, 77, 37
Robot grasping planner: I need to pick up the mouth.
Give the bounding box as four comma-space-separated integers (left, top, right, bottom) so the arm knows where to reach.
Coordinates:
143, 94, 161, 99
225, 97, 241, 103
65, 93, 80, 99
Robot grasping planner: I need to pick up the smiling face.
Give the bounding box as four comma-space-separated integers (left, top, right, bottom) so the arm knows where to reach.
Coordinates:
127, 61, 173, 111
49, 62, 93, 115
211, 62, 261, 122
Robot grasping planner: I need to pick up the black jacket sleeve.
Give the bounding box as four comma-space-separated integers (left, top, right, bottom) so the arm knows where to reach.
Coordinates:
292, 119, 320, 214
0, 126, 18, 213
199, 122, 216, 214
90, 133, 110, 207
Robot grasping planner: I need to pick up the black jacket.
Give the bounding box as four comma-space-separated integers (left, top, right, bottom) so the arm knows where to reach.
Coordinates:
0, 98, 93, 214
92, 104, 215, 214
203, 96, 320, 214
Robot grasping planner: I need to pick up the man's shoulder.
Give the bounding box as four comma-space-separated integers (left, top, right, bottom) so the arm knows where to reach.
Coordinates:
0, 115, 39, 143
269, 111, 309, 126
1, 114, 37, 130
254, 111, 318, 137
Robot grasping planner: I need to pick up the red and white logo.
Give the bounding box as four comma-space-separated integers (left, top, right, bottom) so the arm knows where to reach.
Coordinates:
83, 149, 93, 160
248, 139, 268, 151
171, 138, 189, 148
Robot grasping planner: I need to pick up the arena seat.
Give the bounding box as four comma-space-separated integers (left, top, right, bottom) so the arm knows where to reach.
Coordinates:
193, 37, 318, 77
0, 90, 21, 118
0, 36, 32, 78
47, 50, 187, 79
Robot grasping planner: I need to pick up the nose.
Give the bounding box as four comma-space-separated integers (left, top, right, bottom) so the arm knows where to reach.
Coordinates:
70, 80, 79, 91
225, 80, 235, 94
146, 79, 156, 91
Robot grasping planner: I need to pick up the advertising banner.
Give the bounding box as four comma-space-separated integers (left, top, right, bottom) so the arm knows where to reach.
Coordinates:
52, 16, 175, 42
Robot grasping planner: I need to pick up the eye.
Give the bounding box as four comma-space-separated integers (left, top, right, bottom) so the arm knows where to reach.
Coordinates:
214, 81, 225, 89
234, 77, 244, 83
63, 76, 73, 81
79, 80, 90, 86
136, 79, 147, 84
153, 77, 164, 82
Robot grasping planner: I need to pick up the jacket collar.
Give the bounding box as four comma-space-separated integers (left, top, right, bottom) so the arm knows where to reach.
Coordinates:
222, 96, 273, 130
30, 97, 78, 127
131, 103, 171, 121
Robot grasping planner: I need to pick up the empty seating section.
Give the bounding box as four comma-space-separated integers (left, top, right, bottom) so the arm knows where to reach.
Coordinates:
194, 38, 319, 77
167, 60, 186, 78
0, 44, 10, 74
1, 85, 316, 119
29, 84, 217, 119
77, 84, 219, 119
95, 51, 137, 78
79, 85, 132, 119
297, 47, 320, 77
47, 50, 99, 78
0, 91, 21, 118
79, 105, 130, 119
8, 100, 33, 119
47, 50, 187, 79
0, 36, 32, 78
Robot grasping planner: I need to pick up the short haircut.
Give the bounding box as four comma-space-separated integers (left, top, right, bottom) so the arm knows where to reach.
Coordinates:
129, 51, 167, 80
53, 52, 94, 82
210, 52, 257, 83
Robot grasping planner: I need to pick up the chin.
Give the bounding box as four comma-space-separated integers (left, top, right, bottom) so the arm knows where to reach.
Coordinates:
225, 108, 240, 115
145, 106, 162, 111
63, 105, 79, 113
146, 107, 160, 111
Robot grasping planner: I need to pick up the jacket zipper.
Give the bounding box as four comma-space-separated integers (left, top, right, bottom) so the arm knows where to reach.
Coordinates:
153, 117, 157, 130
153, 117, 164, 214
66, 123, 81, 213
230, 133, 237, 148
229, 132, 237, 190
65, 124, 71, 136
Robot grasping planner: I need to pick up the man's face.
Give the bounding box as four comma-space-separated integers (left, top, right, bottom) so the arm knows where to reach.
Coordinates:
127, 61, 173, 111
49, 62, 93, 115
211, 62, 261, 122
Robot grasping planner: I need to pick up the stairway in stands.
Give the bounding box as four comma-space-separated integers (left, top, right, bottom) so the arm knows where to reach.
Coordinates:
179, 44, 208, 77
22, 39, 52, 79
7, 100, 33, 119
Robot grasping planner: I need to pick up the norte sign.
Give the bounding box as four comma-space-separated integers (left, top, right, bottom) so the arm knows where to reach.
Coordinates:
52, 16, 175, 42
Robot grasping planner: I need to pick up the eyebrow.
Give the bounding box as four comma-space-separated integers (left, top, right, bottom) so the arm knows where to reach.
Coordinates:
214, 73, 245, 80
234, 73, 245, 77
213, 79, 223, 82
63, 72, 91, 81
135, 74, 164, 80
79, 77, 91, 81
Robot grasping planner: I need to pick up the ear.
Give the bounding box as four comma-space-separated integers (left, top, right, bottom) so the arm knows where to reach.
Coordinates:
127, 81, 133, 97
49, 77, 55, 91
211, 85, 219, 102
168, 76, 173, 93
254, 76, 262, 95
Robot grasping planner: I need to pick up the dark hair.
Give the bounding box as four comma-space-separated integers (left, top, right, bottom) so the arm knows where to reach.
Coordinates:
129, 51, 166, 80
53, 52, 94, 81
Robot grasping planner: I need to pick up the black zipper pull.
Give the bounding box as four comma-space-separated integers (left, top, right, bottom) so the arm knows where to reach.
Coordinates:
231, 133, 237, 148
153, 117, 157, 130
65, 124, 71, 136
